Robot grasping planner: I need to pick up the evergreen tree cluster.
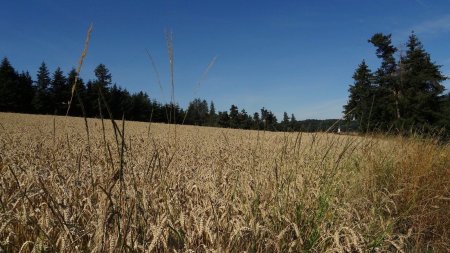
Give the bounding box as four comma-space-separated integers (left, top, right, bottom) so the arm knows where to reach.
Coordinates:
5, 33, 446, 136
3, 57, 333, 131
0, 59, 184, 123
344, 32, 450, 133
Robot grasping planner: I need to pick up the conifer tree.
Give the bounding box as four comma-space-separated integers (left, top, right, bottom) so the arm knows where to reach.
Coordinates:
402, 32, 446, 126
50, 67, 69, 114
0, 58, 21, 112
32, 62, 52, 114
186, 98, 209, 125
290, 113, 297, 130
368, 33, 399, 127
281, 112, 290, 130
343, 60, 374, 131
90, 64, 112, 116
209, 101, 217, 126
109, 84, 132, 119
238, 109, 252, 129
67, 68, 86, 116
129, 91, 151, 121
229, 104, 239, 128
17, 71, 34, 113
218, 111, 230, 128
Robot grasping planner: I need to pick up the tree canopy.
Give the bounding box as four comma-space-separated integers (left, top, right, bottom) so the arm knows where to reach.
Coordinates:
344, 32, 449, 134
2, 30, 449, 136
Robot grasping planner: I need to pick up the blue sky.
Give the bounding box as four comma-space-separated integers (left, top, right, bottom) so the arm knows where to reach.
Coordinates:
1, 0, 450, 119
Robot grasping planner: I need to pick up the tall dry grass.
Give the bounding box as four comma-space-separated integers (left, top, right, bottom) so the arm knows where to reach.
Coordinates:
0, 112, 448, 252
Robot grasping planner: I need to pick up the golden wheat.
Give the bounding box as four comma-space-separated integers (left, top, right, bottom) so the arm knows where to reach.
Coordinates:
0, 112, 448, 252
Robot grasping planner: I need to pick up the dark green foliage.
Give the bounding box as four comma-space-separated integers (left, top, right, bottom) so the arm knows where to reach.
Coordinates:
66, 68, 86, 116
290, 113, 297, 130
218, 111, 230, 128
345, 32, 449, 134
185, 98, 209, 125
129, 91, 152, 121
94, 63, 112, 89
238, 109, 253, 129
162, 102, 185, 124
208, 101, 217, 126
0, 58, 33, 112
229, 104, 239, 128
401, 32, 446, 126
84, 80, 96, 117
3, 57, 295, 131
343, 60, 375, 132
253, 112, 261, 128
50, 67, 69, 114
32, 62, 52, 114
109, 84, 132, 119
91, 64, 112, 116
16, 71, 35, 113
260, 107, 278, 130
2, 39, 448, 135
368, 33, 400, 127
439, 93, 450, 130
281, 112, 290, 130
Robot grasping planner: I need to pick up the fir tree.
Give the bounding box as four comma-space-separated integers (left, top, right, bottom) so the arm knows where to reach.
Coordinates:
369, 33, 399, 127
67, 68, 86, 116
186, 98, 209, 125
229, 104, 239, 128
281, 112, 290, 130
343, 60, 375, 132
92, 64, 112, 116
290, 113, 297, 130
209, 101, 217, 126
0, 58, 21, 112
218, 111, 230, 128
109, 84, 132, 119
401, 32, 446, 126
129, 91, 152, 121
50, 67, 69, 114
32, 62, 52, 114
17, 71, 34, 113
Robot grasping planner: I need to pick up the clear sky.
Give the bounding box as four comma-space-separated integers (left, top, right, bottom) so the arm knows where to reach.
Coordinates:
1, 0, 450, 119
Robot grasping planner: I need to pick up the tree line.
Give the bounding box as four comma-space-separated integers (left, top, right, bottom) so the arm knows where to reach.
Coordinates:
343, 32, 450, 134
1, 58, 350, 132
4, 32, 445, 135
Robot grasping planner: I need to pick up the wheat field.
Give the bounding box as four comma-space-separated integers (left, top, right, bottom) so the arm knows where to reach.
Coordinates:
0, 112, 448, 252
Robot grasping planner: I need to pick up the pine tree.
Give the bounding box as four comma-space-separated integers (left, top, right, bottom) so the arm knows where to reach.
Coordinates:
260, 107, 277, 130
218, 111, 230, 128
67, 68, 86, 116
290, 113, 297, 130
186, 98, 209, 125
402, 32, 446, 126
93, 64, 112, 114
369, 33, 399, 128
343, 60, 375, 132
50, 67, 69, 114
84, 81, 95, 117
253, 112, 261, 129
281, 112, 290, 130
440, 92, 450, 129
209, 101, 217, 126
239, 109, 252, 129
17, 71, 34, 113
129, 91, 152, 121
32, 62, 52, 114
94, 64, 112, 89
150, 100, 165, 123
0, 58, 21, 112
229, 104, 239, 128
109, 84, 132, 119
